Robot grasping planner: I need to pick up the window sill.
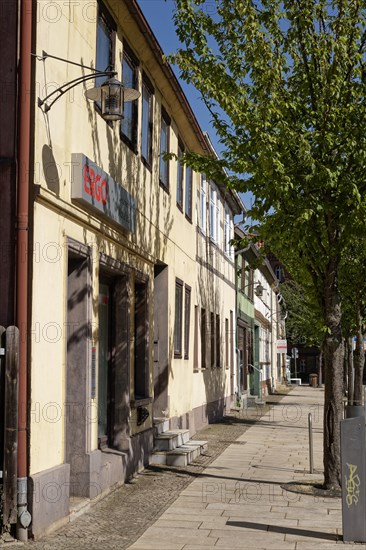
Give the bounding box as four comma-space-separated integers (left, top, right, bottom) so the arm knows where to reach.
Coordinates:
141, 156, 152, 172
131, 397, 152, 408
185, 213, 192, 224
101, 447, 128, 457
120, 132, 138, 155
159, 180, 170, 193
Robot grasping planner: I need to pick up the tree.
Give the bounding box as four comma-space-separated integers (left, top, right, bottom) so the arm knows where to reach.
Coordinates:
340, 240, 366, 406
170, 0, 366, 490
280, 280, 322, 349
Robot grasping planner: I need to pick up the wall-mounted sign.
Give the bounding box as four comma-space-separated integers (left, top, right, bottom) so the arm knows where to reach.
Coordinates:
71, 153, 135, 233
277, 339, 287, 352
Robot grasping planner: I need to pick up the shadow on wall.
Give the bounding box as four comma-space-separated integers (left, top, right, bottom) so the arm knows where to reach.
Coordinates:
196, 238, 227, 422
42, 144, 60, 196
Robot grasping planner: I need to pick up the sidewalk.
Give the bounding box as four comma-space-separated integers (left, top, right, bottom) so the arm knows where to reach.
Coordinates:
128, 386, 352, 550
8, 386, 358, 549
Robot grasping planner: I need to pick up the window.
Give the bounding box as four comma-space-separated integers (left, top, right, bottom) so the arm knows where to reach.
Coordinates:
241, 257, 247, 292
225, 318, 229, 368
216, 314, 221, 367
275, 265, 284, 282
176, 140, 184, 210
121, 44, 138, 149
230, 310, 234, 369
248, 268, 254, 301
96, 2, 115, 110
209, 184, 220, 244
184, 285, 191, 359
134, 279, 149, 399
201, 308, 206, 369
210, 312, 215, 368
194, 306, 199, 371
159, 107, 170, 189
141, 74, 154, 167
200, 175, 207, 233
224, 206, 233, 258
185, 165, 192, 220
174, 279, 183, 357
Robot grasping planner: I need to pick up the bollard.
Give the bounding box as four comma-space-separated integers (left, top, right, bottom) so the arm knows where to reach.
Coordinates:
308, 413, 314, 474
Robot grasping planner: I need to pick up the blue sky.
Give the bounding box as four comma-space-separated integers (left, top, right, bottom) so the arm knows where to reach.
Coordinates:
137, 1, 216, 144
137, 0, 252, 214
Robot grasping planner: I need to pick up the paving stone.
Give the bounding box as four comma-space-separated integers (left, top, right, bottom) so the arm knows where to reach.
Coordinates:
18, 386, 342, 550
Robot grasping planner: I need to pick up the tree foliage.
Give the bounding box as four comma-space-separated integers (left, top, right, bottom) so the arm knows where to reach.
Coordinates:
280, 280, 322, 348
170, 0, 366, 489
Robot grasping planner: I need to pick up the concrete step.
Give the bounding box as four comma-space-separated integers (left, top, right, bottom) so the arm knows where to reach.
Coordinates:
149, 439, 208, 466
166, 444, 201, 467
153, 417, 170, 435
185, 440, 208, 452
154, 429, 190, 451
246, 395, 266, 407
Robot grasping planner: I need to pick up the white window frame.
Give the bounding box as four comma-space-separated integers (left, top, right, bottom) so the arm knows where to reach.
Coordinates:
200, 175, 207, 233
209, 183, 220, 244
224, 206, 231, 258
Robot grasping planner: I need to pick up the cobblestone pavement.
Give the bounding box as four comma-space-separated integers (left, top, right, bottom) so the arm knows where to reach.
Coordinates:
2, 388, 290, 549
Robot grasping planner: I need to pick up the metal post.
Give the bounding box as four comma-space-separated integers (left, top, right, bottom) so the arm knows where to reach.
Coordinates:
294, 355, 297, 379
308, 413, 314, 474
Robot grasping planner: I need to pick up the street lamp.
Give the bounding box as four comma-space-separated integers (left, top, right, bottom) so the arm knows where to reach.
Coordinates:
34, 51, 140, 121
242, 280, 264, 297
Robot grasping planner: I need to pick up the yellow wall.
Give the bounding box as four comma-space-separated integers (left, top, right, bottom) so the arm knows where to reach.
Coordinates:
31, 0, 238, 474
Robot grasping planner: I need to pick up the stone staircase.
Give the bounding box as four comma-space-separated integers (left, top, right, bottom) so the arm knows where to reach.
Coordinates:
149, 418, 208, 467
246, 394, 266, 407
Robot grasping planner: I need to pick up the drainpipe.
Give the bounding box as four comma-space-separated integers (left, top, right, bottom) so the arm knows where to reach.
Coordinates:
16, 0, 33, 541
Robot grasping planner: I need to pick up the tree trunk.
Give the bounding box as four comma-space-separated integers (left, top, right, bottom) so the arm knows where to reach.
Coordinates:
346, 336, 354, 406
323, 258, 344, 491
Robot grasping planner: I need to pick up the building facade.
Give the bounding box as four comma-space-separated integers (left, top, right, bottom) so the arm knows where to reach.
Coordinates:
234, 230, 285, 402
4, 0, 245, 538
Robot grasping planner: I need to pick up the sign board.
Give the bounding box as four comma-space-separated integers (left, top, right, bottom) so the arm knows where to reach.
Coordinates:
341, 416, 366, 542
71, 153, 135, 232
291, 347, 299, 358
277, 339, 287, 352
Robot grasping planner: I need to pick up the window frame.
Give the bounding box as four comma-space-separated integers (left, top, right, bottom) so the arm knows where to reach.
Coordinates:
184, 285, 191, 359
200, 174, 207, 234
159, 106, 171, 191
224, 205, 233, 259
185, 164, 193, 221
120, 41, 139, 152
241, 257, 247, 293
176, 139, 184, 211
95, 1, 116, 119
225, 318, 229, 369
210, 311, 215, 368
134, 276, 150, 400
201, 308, 206, 369
141, 73, 154, 169
216, 314, 221, 368
209, 183, 220, 244
174, 278, 183, 358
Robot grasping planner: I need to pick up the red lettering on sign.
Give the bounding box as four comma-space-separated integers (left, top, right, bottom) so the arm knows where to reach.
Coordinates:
83, 164, 108, 205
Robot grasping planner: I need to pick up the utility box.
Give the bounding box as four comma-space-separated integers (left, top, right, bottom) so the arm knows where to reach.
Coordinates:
341, 416, 366, 542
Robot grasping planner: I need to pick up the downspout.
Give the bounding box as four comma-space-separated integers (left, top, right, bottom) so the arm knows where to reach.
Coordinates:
16, 0, 33, 541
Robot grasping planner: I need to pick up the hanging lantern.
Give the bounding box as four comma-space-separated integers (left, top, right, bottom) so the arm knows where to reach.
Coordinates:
255, 282, 264, 297
100, 77, 124, 121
